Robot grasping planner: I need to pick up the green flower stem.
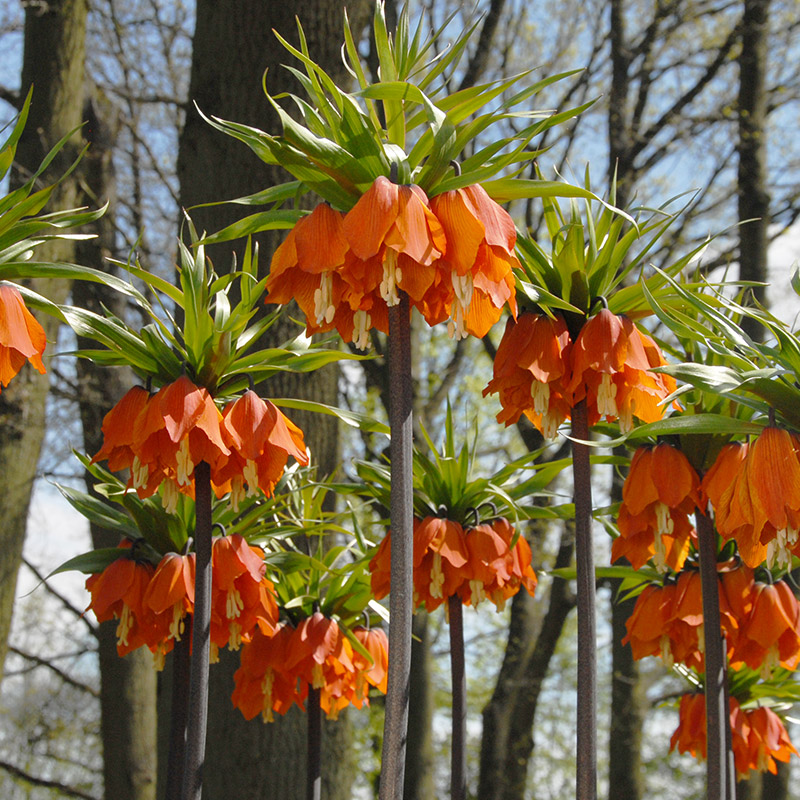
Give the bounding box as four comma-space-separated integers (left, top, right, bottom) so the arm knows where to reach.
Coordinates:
181, 461, 213, 800
165, 633, 191, 798
570, 399, 596, 800
380, 293, 414, 800
696, 511, 734, 800
448, 595, 467, 800
307, 686, 322, 800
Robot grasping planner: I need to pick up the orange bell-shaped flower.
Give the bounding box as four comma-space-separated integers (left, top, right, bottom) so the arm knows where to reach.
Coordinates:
742, 705, 799, 776
567, 309, 676, 432
232, 623, 304, 722
342, 176, 446, 318
483, 312, 572, 438
92, 386, 151, 475
265, 203, 350, 332
734, 579, 800, 678
351, 626, 389, 701
85, 547, 156, 657
142, 552, 196, 663
429, 184, 519, 339
210, 534, 278, 657
218, 390, 309, 506
613, 444, 700, 573
712, 428, 800, 568
0, 284, 47, 392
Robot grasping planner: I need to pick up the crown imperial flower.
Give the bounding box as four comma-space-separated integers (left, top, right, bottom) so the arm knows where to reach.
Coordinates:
0, 284, 47, 392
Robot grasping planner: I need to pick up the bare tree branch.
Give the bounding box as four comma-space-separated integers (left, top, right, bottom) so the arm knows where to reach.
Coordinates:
6, 645, 99, 697
22, 558, 98, 637
0, 758, 99, 800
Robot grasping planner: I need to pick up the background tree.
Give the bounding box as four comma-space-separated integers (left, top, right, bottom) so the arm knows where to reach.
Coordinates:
0, 0, 88, 680
173, 3, 371, 798
0, 0, 799, 797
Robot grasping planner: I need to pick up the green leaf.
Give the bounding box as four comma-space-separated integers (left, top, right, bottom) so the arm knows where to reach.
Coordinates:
272, 397, 390, 436
49, 548, 130, 577
200, 209, 302, 245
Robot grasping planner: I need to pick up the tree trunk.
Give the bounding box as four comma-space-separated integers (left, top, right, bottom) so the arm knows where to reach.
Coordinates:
607, 581, 644, 800
478, 523, 575, 800
606, 455, 643, 800
0, 0, 87, 681
403, 613, 435, 800
737, 0, 771, 342
172, 3, 371, 798
73, 88, 159, 800
605, 3, 646, 787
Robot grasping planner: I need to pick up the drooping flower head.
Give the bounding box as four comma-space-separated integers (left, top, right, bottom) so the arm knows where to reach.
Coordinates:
732, 579, 800, 679
210, 534, 278, 658
231, 613, 388, 723
429, 183, 519, 340
0, 284, 47, 392
483, 312, 572, 438
708, 428, 800, 568
217, 390, 309, 508
142, 552, 196, 666
93, 381, 308, 514
85, 544, 157, 657
567, 309, 677, 432
613, 444, 700, 573
342, 176, 447, 312
671, 694, 798, 780
264, 203, 352, 338
370, 515, 536, 614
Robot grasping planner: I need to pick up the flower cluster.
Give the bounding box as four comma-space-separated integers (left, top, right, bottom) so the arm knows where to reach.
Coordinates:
231, 613, 388, 722
369, 516, 537, 613
93, 380, 308, 511
484, 308, 676, 438
85, 535, 278, 669
0, 284, 47, 392
265, 177, 519, 347
703, 429, 800, 568
671, 694, 797, 780
623, 564, 800, 679
612, 443, 700, 573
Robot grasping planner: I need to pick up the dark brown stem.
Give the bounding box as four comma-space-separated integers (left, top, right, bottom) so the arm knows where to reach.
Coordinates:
379, 293, 413, 800
570, 400, 596, 800
696, 511, 734, 800
165, 633, 191, 798
307, 686, 322, 800
181, 461, 213, 800
449, 595, 467, 800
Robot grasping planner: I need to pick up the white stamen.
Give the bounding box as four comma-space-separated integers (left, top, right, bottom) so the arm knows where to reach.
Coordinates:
162, 480, 179, 513
531, 381, 550, 416
176, 438, 194, 486
353, 309, 372, 350
596, 373, 618, 417
313, 272, 336, 325
379, 249, 401, 306
244, 459, 259, 496
430, 553, 445, 599
448, 271, 473, 341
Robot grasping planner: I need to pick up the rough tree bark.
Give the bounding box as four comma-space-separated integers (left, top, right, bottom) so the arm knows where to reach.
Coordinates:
73, 88, 159, 800
170, 3, 371, 799
737, 0, 771, 342
0, 0, 87, 680
478, 522, 576, 800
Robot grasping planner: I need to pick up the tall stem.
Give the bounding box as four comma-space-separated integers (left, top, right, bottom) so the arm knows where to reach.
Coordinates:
449, 595, 467, 800
181, 461, 212, 800
696, 511, 734, 800
307, 686, 322, 800
380, 294, 413, 800
165, 633, 191, 798
570, 400, 596, 800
